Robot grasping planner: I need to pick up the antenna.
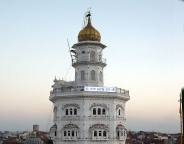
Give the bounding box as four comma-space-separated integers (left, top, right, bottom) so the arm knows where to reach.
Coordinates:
67, 39, 73, 64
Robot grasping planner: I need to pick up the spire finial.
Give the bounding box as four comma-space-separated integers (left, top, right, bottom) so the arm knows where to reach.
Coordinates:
86, 8, 91, 25
86, 7, 91, 17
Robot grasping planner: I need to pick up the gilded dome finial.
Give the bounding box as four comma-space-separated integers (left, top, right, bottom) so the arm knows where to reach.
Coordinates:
78, 9, 101, 42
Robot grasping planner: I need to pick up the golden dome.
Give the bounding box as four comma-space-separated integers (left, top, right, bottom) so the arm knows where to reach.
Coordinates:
78, 17, 101, 42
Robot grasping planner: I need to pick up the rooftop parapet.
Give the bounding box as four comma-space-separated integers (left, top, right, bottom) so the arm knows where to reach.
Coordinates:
49, 86, 130, 101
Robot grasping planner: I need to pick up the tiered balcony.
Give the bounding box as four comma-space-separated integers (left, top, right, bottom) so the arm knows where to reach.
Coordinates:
72, 58, 107, 67
49, 86, 130, 101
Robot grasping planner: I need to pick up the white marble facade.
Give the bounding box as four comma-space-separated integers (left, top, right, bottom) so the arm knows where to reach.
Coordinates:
49, 14, 130, 144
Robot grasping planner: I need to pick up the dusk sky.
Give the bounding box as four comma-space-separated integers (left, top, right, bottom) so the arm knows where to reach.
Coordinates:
0, 0, 184, 133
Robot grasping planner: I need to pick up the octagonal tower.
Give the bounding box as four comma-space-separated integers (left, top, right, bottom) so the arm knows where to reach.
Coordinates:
49, 11, 130, 144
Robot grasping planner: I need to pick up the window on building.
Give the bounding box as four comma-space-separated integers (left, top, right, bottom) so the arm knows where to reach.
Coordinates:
76, 131, 77, 137
55, 131, 57, 136
64, 131, 66, 136
72, 131, 74, 137
70, 108, 72, 115
94, 131, 97, 137
98, 108, 101, 115
90, 51, 95, 61
99, 131, 102, 136
66, 109, 68, 115
117, 131, 119, 137
91, 70, 95, 80
103, 131, 106, 137
119, 109, 121, 116
100, 71, 103, 82
102, 108, 106, 115
68, 130, 70, 136
82, 51, 85, 53
74, 108, 77, 115
81, 70, 85, 80
93, 108, 96, 115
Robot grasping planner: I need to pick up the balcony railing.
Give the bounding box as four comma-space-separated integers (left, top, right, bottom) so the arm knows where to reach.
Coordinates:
50, 86, 129, 95
72, 58, 106, 66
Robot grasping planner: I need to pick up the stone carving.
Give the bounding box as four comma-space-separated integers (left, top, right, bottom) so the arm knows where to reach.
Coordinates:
50, 124, 57, 133
62, 124, 79, 130
116, 124, 126, 130
116, 104, 124, 110
90, 103, 108, 110
62, 104, 80, 110
89, 124, 109, 132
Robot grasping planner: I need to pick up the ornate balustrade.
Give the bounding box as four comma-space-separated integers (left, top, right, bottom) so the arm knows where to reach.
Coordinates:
72, 58, 106, 67
50, 86, 129, 95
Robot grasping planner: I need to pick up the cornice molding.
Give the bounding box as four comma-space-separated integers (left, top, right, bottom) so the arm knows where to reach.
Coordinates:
50, 93, 130, 103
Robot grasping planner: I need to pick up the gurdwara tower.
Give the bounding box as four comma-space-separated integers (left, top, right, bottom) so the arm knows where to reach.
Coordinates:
49, 12, 130, 144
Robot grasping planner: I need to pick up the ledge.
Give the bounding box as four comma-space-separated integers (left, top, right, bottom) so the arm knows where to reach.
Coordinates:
49, 91, 130, 102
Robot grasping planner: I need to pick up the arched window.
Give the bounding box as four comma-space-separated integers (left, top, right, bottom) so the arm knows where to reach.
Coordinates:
81, 70, 85, 80
102, 108, 106, 115
93, 108, 96, 115
70, 108, 72, 115
90, 51, 95, 61
103, 131, 106, 137
74, 108, 77, 115
119, 109, 121, 116
100, 71, 103, 82
94, 131, 97, 137
117, 131, 119, 137
99, 131, 102, 136
68, 130, 70, 136
64, 131, 66, 136
98, 108, 101, 115
72, 131, 74, 136
55, 131, 57, 136
91, 70, 95, 80
66, 109, 68, 115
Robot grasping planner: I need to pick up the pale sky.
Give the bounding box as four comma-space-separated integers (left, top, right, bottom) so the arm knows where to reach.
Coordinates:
0, 0, 184, 133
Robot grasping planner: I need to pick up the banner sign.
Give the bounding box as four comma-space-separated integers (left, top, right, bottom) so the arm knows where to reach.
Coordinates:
84, 86, 116, 92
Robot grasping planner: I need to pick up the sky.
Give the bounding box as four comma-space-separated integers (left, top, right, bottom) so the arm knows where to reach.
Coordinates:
0, 0, 184, 133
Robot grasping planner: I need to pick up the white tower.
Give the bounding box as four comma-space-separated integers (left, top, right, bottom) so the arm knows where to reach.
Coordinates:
49, 11, 130, 144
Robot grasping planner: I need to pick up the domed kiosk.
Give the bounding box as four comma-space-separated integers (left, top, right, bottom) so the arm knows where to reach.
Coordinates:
24, 131, 43, 144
